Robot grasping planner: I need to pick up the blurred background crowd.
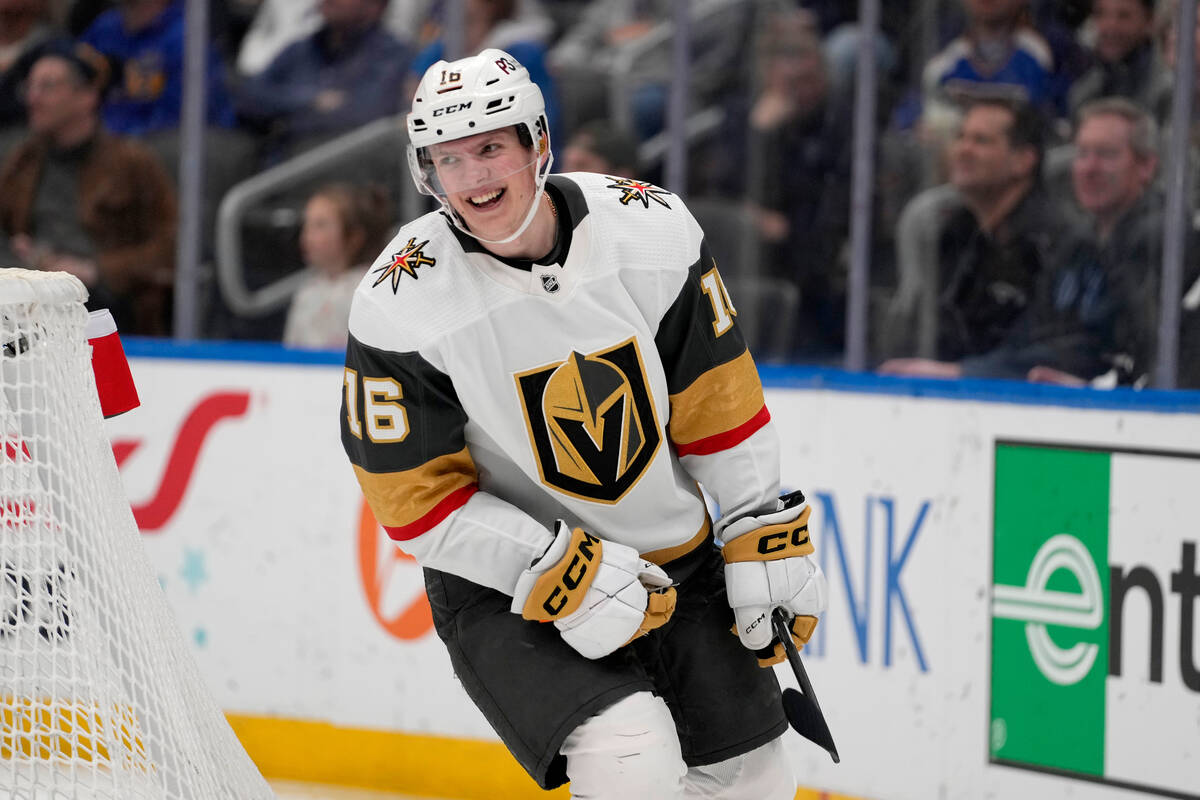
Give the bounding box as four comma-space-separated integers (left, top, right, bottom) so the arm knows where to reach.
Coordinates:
0, 0, 1198, 389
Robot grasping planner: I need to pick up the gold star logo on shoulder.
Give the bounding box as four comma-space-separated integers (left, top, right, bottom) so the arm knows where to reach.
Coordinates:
372, 238, 436, 293
605, 177, 672, 209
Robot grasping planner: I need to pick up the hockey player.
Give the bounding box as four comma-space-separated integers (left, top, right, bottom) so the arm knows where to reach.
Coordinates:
340, 49, 828, 799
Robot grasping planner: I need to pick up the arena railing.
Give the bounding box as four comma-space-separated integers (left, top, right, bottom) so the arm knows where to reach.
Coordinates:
214, 115, 414, 318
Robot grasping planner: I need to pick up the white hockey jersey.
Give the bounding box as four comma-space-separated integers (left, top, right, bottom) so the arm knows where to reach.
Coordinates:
341, 173, 783, 595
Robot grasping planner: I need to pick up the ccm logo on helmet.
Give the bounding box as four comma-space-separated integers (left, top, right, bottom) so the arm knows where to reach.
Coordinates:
756, 524, 810, 556
433, 102, 472, 117
543, 531, 599, 616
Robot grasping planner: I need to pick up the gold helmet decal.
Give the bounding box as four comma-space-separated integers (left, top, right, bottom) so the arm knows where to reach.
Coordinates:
516, 338, 661, 503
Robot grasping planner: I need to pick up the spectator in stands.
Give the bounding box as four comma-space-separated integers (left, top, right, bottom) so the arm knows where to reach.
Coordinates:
547, 0, 664, 139
413, 0, 552, 58
559, 118, 639, 177
384, 0, 437, 49
1031, 98, 1200, 388
235, 0, 439, 76
1073, 99, 1160, 248
235, 0, 410, 163
708, 10, 853, 359
921, 0, 1056, 141
0, 0, 59, 128
1029, 0, 1094, 119
1069, 0, 1170, 122
0, 40, 176, 334
800, 0, 905, 113
72, 0, 249, 58
79, 0, 235, 136
548, 0, 750, 141
879, 98, 1095, 378
234, 0, 318, 76
407, 0, 557, 151
282, 181, 391, 349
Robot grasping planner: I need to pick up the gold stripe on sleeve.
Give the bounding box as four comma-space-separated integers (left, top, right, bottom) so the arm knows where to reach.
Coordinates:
667, 350, 765, 448
353, 447, 477, 531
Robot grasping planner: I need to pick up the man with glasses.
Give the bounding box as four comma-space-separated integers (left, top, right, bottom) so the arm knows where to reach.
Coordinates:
0, 40, 176, 334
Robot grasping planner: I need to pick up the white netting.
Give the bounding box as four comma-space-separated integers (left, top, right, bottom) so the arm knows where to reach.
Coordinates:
0, 269, 274, 799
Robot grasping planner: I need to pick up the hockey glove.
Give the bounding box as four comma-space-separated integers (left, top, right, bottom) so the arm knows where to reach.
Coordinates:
720, 491, 828, 667
511, 522, 677, 660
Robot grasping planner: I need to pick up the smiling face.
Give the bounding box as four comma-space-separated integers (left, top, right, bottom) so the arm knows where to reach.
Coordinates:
1093, 0, 1153, 64
949, 105, 1034, 195
428, 126, 539, 242
1071, 113, 1156, 222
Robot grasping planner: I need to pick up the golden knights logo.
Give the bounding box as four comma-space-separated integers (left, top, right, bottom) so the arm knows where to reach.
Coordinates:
515, 338, 661, 503
605, 177, 672, 209
372, 238, 436, 293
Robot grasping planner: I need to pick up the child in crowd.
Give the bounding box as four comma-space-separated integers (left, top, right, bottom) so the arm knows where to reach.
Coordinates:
282, 182, 392, 349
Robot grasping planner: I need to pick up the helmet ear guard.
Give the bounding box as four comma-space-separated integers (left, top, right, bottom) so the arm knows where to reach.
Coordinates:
405, 49, 553, 245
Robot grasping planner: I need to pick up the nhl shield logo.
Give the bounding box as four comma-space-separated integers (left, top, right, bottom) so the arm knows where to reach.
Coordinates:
540, 273, 560, 294
515, 337, 661, 503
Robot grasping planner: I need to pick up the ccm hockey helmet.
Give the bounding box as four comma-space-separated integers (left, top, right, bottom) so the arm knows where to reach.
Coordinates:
406, 49, 553, 244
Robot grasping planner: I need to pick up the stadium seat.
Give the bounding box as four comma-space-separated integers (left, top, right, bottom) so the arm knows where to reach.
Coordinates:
879, 183, 963, 359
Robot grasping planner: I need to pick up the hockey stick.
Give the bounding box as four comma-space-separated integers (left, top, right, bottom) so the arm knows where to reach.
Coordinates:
772, 608, 840, 763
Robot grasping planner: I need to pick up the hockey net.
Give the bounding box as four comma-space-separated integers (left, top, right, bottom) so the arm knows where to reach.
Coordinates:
0, 269, 273, 799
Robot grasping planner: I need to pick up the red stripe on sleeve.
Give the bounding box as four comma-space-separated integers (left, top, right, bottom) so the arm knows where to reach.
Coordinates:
674, 405, 771, 457
384, 483, 479, 542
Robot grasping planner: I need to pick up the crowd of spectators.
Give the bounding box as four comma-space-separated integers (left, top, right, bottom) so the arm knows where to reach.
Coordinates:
875, 0, 1199, 389
0, 0, 1195, 388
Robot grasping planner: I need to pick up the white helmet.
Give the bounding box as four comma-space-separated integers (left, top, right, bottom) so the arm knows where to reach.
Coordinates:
406, 49, 553, 244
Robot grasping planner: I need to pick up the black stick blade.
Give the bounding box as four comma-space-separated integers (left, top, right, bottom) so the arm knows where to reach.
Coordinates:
781, 687, 840, 763
772, 609, 840, 763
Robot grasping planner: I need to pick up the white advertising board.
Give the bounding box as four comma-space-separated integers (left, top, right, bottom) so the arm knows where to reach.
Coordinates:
106, 349, 1200, 800
772, 387, 1200, 800
103, 356, 494, 738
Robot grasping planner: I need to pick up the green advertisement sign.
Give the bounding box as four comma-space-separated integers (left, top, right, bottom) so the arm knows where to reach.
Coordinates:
990, 441, 1200, 800
991, 444, 1110, 775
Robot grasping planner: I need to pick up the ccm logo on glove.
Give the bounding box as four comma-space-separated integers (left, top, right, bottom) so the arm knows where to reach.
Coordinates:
756, 524, 809, 555
511, 522, 677, 659
521, 527, 600, 620
721, 497, 827, 666
744, 611, 769, 634
722, 505, 814, 563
